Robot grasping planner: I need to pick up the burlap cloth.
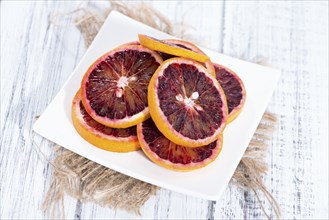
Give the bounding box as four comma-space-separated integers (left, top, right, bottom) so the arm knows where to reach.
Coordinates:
36, 1, 280, 219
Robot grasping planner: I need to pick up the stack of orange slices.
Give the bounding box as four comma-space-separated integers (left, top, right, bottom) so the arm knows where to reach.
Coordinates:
72, 34, 246, 171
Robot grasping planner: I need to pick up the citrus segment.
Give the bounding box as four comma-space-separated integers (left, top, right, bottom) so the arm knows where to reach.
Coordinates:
72, 92, 140, 152
138, 34, 210, 63
214, 63, 246, 123
81, 45, 163, 128
137, 118, 223, 171
148, 58, 228, 147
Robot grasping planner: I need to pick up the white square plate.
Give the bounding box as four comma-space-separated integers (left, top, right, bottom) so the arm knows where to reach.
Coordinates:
33, 11, 280, 201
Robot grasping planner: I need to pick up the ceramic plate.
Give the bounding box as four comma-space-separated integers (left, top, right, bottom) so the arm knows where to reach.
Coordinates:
33, 11, 280, 200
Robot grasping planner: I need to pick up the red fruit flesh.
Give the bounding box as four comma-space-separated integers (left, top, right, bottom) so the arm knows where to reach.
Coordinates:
157, 63, 225, 140
214, 64, 245, 115
140, 118, 222, 167
79, 101, 137, 137
85, 50, 160, 119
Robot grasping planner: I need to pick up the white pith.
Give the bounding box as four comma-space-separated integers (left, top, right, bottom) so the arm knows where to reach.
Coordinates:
115, 76, 128, 98
117, 76, 129, 88
175, 91, 203, 111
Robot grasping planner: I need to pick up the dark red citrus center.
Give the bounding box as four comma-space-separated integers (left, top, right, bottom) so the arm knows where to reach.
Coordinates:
79, 101, 136, 137
85, 49, 160, 120
214, 65, 243, 114
142, 119, 217, 164
157, 63, 224, 140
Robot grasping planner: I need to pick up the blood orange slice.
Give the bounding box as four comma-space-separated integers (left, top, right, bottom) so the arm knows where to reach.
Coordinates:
138, 34, 210, 63
162, 39, 216, 77
123, 38, 215, 77
148, 58, 228, 147
214, 63, 246, 123
72, 92, 140, 152
137, 118, 223, 171
81, 45, 163, 128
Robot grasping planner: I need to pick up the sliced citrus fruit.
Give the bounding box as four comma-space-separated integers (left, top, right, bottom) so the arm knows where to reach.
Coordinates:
138, 34, 210, 63
137, 118, 223, 171
72, 91, 140, 152
148, 58, 228, 147
129, 37, 215, 77
214, 63, 246, 123
162, 39, 216, 77
81, 44, 163, 128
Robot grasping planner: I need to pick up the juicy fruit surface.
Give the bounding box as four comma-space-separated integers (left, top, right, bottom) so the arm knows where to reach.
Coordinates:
86, 49, 159, 119
72, 92, 140, 152
81, 45, 162, 128
214, 63, 245, 121
138, 118, 222, 171
148, 58, 228, 147
72, 36, 247, 170
79, 101, 137, 137
158, 63, 224, 139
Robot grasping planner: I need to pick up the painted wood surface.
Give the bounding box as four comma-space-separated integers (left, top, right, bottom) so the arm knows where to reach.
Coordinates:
1, 1, 328, 219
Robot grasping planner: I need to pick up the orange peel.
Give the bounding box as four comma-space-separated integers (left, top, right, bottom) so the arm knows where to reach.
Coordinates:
137, 118, 223, 171
72, 91, 140, 153
148, 57, 228, 147
138, 34, 210, 63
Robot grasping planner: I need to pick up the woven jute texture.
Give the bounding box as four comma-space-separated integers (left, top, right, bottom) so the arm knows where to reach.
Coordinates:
38, 1, 280, 219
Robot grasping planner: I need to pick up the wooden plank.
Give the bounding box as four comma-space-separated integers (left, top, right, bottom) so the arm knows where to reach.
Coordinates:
221, 1, 328, 219
0, 1, 85, 219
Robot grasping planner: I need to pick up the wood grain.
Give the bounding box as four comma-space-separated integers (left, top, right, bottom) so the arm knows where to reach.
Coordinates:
1, 1, 328, 219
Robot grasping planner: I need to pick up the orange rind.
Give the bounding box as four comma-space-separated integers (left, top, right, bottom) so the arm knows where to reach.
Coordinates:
72, 91, 140, 152
213, 63, 246, 123
148, 57, 228, 148
137, 118, 223, 171
138, 34, 210, 63
80, 44, 163, 128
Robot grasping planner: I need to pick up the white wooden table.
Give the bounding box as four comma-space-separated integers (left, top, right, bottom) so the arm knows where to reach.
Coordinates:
1, 1, 328, 219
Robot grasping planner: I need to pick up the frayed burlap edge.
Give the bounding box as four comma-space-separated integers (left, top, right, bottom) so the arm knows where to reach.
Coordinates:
39, 146, 158, 217
35, 1, 281, 219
